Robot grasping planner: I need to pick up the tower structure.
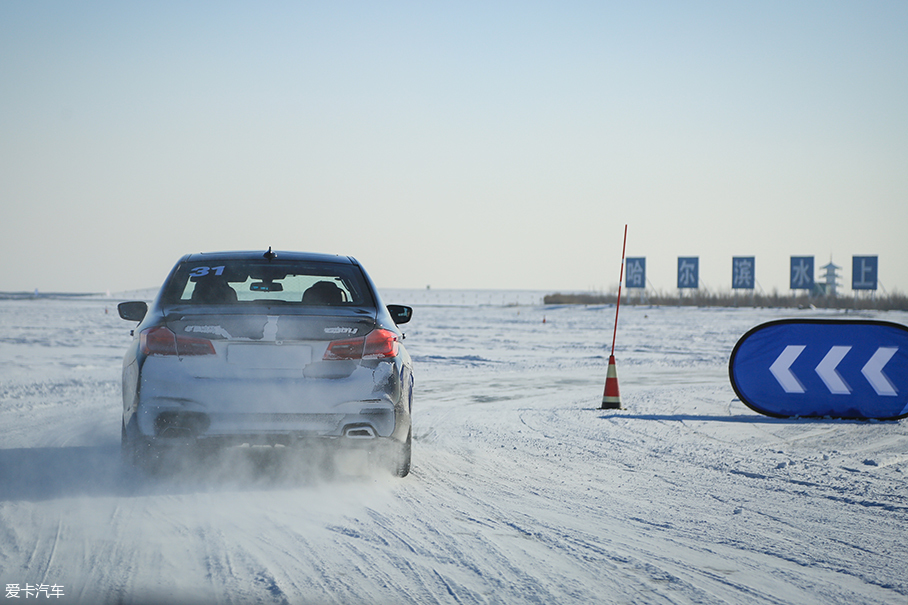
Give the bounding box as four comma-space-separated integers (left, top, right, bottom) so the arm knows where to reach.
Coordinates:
821, 259, 841, 297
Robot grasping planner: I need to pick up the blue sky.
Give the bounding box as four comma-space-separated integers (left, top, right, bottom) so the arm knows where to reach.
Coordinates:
2, 2, 906, 295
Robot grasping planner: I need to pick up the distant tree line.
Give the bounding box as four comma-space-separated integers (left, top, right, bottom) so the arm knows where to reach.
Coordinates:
543, 290, 908, 312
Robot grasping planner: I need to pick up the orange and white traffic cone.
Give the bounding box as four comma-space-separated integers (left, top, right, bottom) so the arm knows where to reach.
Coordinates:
601, 355, 622, 409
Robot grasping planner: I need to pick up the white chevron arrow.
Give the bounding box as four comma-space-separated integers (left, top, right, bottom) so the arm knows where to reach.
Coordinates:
815, 346, 852, 394
861, 347, 898, 396
770, 345, 806, 393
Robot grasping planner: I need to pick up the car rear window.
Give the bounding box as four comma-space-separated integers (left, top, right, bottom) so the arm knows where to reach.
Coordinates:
161, 260, 374, 306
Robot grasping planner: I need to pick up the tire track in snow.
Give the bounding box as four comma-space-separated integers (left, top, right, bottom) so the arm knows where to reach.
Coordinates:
2, 300, 907, 604
416, 369, 908, 603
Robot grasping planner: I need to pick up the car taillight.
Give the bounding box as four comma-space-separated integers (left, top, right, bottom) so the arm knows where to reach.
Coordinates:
323, 329, 399, 361
363, 329, 400, 359
140, 326, 216, 356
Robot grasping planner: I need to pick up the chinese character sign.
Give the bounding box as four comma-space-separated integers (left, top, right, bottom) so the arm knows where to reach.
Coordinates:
790, 256, 814, 290
732, 257, 755, 289
625, 257, 646, 289
852, 256, 878, 290
677, 257, 699, 289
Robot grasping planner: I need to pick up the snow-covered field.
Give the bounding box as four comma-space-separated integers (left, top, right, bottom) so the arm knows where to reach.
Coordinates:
1, 291, 906, 604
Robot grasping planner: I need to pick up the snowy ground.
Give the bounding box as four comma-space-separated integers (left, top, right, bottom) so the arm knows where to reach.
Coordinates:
1, 292, 906, 604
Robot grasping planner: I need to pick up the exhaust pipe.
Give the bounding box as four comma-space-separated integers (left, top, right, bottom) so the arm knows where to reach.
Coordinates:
343, 425, 376, 439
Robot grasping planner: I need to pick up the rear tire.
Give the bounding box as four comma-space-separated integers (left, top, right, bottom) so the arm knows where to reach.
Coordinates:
121, 418, 138, 466
393, 429, 412, 478
121, 416, 162, 473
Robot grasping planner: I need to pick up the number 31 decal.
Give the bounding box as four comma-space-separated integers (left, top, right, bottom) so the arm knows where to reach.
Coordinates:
189, 266, 226, 277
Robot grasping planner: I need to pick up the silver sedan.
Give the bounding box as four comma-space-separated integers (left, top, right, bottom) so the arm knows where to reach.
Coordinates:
117, 249, 414, 477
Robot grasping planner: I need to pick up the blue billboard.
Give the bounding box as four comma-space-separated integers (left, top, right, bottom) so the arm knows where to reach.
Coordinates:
852, 256, 878, 291
677, 257, 699, 289
732, 257, 755, 290
625, 258, 646, 289
790, 256, 814, 290
729, 320, 908, 420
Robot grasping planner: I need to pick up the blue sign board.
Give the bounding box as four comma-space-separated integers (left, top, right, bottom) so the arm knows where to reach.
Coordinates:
677, 257, 699, 289
732, 257, 755, 290
790, 256, 814, 290
852, 256, 878, 291
625, 257, 646, 289
729, 320, 908, 420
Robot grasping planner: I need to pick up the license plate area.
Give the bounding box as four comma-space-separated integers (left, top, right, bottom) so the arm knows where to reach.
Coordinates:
227, 344, 312, 369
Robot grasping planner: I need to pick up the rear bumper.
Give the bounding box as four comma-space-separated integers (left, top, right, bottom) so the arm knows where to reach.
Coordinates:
130, 358, 410, 444
138, 397, 401, 441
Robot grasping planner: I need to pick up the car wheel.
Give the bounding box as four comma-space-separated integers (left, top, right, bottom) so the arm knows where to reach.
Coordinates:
392, 429, 412, 478
121, 416, 161, 473
121, 417, 138, 466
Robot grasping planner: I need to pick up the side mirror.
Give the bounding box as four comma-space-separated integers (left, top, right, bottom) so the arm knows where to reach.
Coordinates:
118, 301, 148, 322
387, 304, 413, 325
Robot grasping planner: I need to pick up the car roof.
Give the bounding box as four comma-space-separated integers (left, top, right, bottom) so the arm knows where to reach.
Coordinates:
181, 250, 358, 265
